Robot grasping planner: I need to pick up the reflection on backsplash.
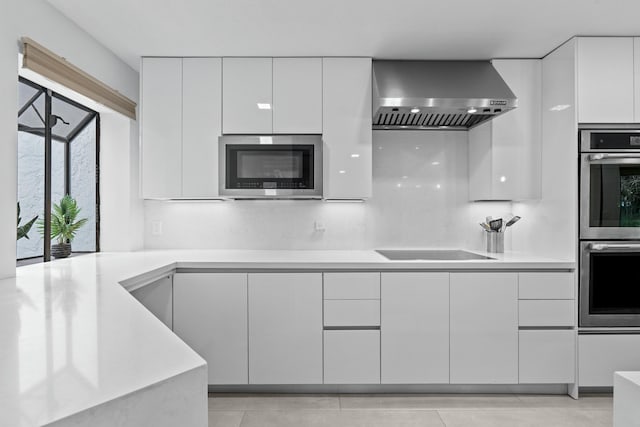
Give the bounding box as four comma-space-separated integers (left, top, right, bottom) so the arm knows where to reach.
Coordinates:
144, 131, 513, 250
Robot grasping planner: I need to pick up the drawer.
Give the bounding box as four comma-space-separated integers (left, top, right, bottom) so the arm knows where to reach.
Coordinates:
324, 300, 380, 327
324, 330, 380, 384
519, 300, 575, 327
324, 272, 380, 299
519, 272, 574, 300
519, 330, 575, 384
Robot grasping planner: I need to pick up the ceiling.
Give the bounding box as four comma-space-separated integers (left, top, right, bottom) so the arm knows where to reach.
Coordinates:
47, 0, 640, 72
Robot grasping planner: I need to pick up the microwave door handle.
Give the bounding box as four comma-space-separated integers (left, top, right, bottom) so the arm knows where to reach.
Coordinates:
590, 243, 640, 251
589, 153, 640, 161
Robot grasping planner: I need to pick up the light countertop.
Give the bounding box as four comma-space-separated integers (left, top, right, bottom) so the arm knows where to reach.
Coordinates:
0, 249, 574, 426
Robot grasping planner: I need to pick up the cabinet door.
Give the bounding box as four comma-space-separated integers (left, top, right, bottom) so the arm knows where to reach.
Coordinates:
577, 37, 634, 123
634, 38, 640, 123
273, 58, 322, 134
450, 272, 518, 384
468, 59, 541, 201
248, 273, 322, 384
173, 273, 248, 385
519, 330, 575, 384
324, 330, 380, 384
222, 58, 272, 134
182, 58, 222, 197
381, 272, 449, 384
130, 275, 173, 329
322, 58, 372, 199
141, 57, 182, 198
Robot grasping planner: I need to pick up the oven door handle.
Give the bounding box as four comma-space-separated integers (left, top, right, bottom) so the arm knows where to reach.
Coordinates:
589, 153, 640, 161
589, 243, 640, 251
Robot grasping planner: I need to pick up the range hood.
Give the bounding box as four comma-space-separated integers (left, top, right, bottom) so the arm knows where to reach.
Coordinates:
373, 60, 517, 130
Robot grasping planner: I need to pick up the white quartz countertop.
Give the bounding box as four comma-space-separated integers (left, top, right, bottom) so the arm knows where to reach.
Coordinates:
0, 249, 574, 426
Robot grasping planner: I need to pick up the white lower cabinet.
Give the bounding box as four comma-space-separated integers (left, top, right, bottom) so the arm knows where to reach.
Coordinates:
248, 273, 323, 384
381, 272, 449, 384
450, 273, 518, 384
130, 275, 173, 329
519, 330, 575, 383
324, 330, 380, 384
173, 273, 248, 385
579, 334, 640, 387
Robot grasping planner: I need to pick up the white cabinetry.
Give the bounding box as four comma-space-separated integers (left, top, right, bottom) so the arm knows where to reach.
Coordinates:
322, 58, 372, 199
577, 37, 635, 123
130, 275, 173, 329
468, 59, 541, 201
173, 273, 248, 385
324, 330, 380, 384
222, 58, 273, 134
381, 272, 449, 384
182, 58, 222, 198
248, 273, 322, 384
450, 273, 518, 384
273, 58, 322, 133
519, 330, 575, 383
579, 334, 640, 387
141, 57, 222, 198
141, 58, 182, 198
635, 38, 640, 123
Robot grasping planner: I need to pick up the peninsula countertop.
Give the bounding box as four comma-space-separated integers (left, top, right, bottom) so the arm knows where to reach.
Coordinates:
0, 249, 575, 426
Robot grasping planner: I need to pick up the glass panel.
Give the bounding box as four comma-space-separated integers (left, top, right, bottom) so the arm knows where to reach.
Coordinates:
51, 95, 92, 140
590, 252, 640, 314
589, 164, 640, 227
17, 81, 45, 133
237, 151, 303, 178
17, 130, 44, 259
69, 117, 96, 252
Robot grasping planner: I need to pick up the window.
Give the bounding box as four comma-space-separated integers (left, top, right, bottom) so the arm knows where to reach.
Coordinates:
17, 77, 100, 264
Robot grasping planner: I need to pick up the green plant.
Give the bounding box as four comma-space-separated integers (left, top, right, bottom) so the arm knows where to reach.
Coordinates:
37, 195, 88, 245
17, 202, 38, 241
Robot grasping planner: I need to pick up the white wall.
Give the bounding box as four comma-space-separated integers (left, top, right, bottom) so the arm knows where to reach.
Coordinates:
1, 0, 141, 277
512, 39, 578, 261
145, 131, 514, 251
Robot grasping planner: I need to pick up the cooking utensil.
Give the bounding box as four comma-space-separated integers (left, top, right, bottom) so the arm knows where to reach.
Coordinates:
505, 216, 521, 227
489, 218, 503, 232
479, 222, 492, 232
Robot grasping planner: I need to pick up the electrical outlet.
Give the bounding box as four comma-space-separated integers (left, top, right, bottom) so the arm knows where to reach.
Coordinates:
314, 221, 326, 232
151, 221, 163, 236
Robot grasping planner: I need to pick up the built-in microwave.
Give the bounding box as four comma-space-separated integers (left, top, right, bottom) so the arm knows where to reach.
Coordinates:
219, 135, 322, 199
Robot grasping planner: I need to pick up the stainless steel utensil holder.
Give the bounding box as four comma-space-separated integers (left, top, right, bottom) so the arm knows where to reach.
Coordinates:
486, 231, 504, 253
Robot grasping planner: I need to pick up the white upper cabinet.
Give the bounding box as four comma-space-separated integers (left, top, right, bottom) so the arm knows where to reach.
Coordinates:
141, 57, 183, 198
468, 59, 541, 201
273, 58, 322, 134
322, 58, 373, 199
222, 58, 273, 134
141, 57, 222, 199
182, 58, 222, 198
577, 37, 635, 123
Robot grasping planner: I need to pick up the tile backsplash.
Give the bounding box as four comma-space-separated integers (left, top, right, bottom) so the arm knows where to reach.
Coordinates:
144, 131, 513, 250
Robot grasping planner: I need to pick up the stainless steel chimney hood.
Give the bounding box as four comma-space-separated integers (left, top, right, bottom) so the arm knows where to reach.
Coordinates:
373, 60, 517, 130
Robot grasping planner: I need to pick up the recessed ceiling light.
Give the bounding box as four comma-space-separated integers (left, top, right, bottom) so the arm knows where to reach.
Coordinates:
410, 108, 420, 114
257, 103, 271, 109
351, 153, 360, 158
550, 104, 571, 111
500, 176, 507, 182
259, 136, 273, 144
436, 184, 441, 189
467, 108, 478, 114
431, 161, 440, 166
339, 170, 346, 174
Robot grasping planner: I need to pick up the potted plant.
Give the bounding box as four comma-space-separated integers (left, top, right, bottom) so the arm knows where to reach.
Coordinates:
37, 195, 88, 259
17, 202, 38, 241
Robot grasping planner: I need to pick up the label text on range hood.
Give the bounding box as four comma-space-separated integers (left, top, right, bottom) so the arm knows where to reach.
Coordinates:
490, 100, 507, 105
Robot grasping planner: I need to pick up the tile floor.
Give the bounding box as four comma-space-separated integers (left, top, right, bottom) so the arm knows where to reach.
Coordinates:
208, 393, 613, 427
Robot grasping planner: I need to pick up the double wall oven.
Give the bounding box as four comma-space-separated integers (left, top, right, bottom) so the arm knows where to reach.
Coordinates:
580, 128, 640, 327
